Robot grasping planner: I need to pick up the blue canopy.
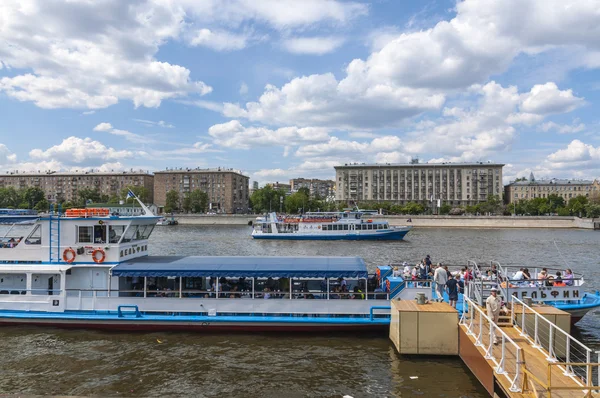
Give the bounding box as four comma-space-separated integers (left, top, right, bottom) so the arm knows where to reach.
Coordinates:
111, 256, 368, 279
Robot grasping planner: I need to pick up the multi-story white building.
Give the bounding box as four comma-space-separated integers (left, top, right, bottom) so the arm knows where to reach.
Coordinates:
335, 162, 504, 206
290, 178, 335, 199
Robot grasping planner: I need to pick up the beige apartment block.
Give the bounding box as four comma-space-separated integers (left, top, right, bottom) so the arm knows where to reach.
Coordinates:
154, 168, 249, 213
0, 171, 154, 203
505, 178, 600, 204
290, 178, 336, 199
334, 162, 504, 206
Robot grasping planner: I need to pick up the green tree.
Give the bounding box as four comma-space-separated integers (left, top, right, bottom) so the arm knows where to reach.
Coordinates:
585, 203, 600, 218
568, 195, 588, 216
478, 195, 503, 214
0, 187, 21, 208
23, 187, 46, 208
76, 188, 103, 207
250, 186, 287, 213
403, 202, 425, 214
164, 190, 180, 213
34, 198, 49, 211
285, 191, 309, 214
189, 189, 208, 213
439, 203, 452, 215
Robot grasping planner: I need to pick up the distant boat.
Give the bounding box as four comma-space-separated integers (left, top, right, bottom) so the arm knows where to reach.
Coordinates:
0, 209, 39, 224
252, 210, 412, 240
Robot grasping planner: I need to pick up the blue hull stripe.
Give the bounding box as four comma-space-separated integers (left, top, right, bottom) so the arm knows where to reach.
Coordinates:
253, 230, 410, 240
0, 310, 390, 325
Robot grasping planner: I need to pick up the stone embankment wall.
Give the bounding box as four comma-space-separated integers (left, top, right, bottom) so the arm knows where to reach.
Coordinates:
172, 214, 599, 229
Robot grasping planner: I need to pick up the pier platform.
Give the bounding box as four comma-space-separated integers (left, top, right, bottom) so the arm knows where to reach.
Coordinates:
390, 295, 600, 397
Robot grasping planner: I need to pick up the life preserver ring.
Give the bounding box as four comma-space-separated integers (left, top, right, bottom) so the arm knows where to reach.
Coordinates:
62, 248, 76, 263
92, 248, 106, 264
318, 225, 321, 229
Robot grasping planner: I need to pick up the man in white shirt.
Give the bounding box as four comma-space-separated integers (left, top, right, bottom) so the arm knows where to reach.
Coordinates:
433, 264, 448, 302
486, 288, 501, 344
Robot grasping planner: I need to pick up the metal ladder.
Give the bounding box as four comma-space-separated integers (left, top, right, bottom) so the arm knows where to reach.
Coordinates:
48, 204, 61, 263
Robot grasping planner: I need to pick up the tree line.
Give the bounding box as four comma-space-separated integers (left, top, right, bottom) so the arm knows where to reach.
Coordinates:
0, 186, 149, 211
164, 189, 209, 214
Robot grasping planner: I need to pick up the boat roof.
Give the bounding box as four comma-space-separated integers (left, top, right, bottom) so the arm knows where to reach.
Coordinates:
111, 256, 368, 278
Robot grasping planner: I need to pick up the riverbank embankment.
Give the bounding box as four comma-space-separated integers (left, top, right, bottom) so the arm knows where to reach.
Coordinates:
170, 214, 600, 229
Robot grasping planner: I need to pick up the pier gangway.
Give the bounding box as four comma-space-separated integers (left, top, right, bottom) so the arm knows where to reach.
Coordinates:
460, 295, 600, 397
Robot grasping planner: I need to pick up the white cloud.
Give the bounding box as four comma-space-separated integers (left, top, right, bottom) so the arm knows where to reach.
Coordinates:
189, 29, 254, 51
282, 36, 345, 55
225, 0, 600, 130
223, 73, 445, 129
539, 121, 586, 134
29, 137, 134, 166
133, 119, 175, 128
546, 140, 600, 164
0, 144, 17, 165
239, 82, 249, 96
82, 111, 96, 116
184, 0, 368, 30
295, 136, 403, 158
519, 83, 585, 115
0, 0, 212, 110
208, 120, 330, 149
93, 123, 113, 132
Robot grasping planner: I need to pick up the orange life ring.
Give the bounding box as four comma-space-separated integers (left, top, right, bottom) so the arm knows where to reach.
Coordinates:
62, 248, 76, 263
92, 248, 106, 264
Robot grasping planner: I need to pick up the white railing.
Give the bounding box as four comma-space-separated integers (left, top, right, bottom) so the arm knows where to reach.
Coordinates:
510, 295, 600, 387
460, 295, 522, 392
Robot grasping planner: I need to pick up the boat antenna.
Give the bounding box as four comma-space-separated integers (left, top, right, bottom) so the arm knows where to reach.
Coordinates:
552, 240, 568, 269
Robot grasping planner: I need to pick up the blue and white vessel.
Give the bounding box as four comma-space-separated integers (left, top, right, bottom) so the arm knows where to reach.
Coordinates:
0, 208, 39, 224
252, 210, 412, 240
0, 199, 399, 332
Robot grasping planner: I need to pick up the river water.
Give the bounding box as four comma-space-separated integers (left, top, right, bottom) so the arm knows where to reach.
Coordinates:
1, 226, 599, 397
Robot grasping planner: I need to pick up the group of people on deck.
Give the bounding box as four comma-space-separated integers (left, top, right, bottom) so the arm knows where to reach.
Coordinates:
508, 267, 574, 287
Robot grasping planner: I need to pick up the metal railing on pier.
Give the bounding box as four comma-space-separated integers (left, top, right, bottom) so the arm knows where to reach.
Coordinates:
510, 295, 600, 389
460, 295, 522, 392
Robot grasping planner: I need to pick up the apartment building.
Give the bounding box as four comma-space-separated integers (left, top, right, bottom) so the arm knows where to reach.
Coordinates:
154, 168, 249, 213
335, 162, 504, 206
505, 177, 600, 204
266, 182, 292, 195
290, 178, 335, 199
0, 170, 154, 203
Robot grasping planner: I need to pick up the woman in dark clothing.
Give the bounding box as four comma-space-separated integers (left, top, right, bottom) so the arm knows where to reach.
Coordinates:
446, 275, 460, 308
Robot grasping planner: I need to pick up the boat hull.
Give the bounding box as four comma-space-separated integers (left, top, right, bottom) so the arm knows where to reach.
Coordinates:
252, 228, 411, 241
0, 311, 389, 333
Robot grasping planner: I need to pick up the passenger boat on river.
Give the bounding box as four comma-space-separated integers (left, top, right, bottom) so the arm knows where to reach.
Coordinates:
252, 210, 412, 240
0, 199, 407, 332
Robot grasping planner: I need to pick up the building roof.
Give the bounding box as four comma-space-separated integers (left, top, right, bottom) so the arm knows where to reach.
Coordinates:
0, 170, 152, 177
507, 179, 596, 186
154, 168, 247, 176
111, 256, 368, 278
334, 162, 504, 169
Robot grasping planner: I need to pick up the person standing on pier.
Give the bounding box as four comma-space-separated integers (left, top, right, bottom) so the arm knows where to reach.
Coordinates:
486, 287, 501, 344
433, 263, 448, 302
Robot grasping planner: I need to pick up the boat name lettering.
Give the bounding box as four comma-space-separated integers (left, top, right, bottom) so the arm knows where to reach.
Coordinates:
511, 288, 580, 301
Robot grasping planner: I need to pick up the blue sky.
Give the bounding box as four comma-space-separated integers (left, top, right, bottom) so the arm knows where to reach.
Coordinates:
1, 0, 599, 186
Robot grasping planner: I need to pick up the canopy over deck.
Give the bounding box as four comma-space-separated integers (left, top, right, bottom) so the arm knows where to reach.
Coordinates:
111, 256, 369, 279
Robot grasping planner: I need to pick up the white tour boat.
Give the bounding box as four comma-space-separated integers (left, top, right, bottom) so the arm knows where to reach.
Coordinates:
252, 210, 412, 240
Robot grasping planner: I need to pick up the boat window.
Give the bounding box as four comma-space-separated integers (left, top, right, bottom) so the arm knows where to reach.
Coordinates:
94, 225, 107, 243
328, 225, 333, 231
362, 225, 367, 230
333, 225, 338, 231
140, 225, 155, 239
344, 225, 349, 231
25, 225, 42, 245
367, 224, 373, 230
121, 225, 138, 243
109, 225, 125, 243
77, 226, 93, 243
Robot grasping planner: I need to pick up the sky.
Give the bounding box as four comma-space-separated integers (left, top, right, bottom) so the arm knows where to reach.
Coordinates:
1, 0, 600, 186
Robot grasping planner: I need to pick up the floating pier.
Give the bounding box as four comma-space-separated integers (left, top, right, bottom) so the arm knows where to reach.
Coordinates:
390, 295, 600, 397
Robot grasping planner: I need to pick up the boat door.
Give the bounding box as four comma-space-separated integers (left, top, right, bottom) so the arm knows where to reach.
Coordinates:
47, 277, 53, 296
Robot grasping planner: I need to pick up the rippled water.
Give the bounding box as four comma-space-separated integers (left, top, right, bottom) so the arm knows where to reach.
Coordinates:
1, 225, 599, 397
